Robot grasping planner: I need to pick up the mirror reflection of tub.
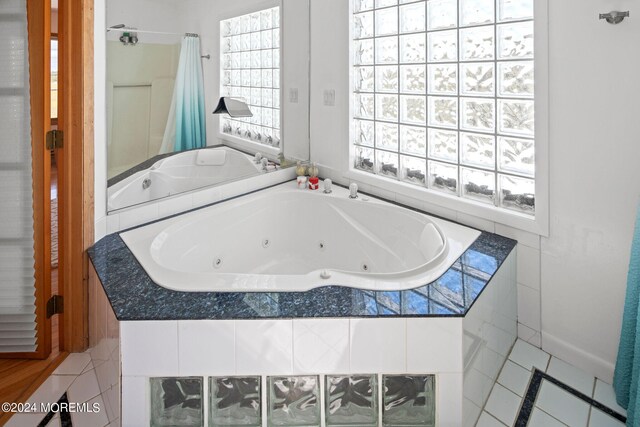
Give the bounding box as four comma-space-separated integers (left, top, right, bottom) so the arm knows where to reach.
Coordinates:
107, 146, 266, 211
105, 0, 311, 213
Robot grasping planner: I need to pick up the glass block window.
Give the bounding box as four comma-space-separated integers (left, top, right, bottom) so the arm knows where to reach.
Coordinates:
352, 0, 535, 215
220, 7, 281, 148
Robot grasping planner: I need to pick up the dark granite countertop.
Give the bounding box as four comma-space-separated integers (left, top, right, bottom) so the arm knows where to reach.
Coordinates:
88, 219, 516, 321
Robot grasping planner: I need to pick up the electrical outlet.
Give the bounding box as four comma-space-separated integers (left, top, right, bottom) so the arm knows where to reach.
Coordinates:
323, 89, 336, 107
289, 88, 299, 103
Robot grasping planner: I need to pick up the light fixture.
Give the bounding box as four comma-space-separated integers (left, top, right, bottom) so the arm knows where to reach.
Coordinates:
212, 97, 253, 118
107, 24, 126, 32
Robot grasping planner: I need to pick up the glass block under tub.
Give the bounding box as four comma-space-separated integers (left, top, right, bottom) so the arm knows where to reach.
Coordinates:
150, 377, 203, 427
326, 374, 378, 426
382, 375, 435, 427
268, 376, 320, 426
210, 377, 261, 427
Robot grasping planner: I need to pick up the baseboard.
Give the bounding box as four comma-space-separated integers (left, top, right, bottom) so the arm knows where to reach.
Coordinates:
542, 332, 615, 383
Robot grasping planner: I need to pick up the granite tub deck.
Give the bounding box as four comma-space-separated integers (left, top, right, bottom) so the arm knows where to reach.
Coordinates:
88, 230, 515, 321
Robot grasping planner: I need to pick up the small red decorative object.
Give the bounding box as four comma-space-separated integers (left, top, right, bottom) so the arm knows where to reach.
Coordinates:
308, 176, 319, 190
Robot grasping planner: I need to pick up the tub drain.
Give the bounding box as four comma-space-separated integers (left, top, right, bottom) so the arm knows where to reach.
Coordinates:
213, 258, 223, 269
262, 239, 270, 248
318, 241, 326, 251
361, 263, 369, 272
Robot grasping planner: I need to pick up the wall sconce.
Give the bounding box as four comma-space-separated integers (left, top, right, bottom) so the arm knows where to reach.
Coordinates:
212, 97, 253, 118
599, 11, 629, 24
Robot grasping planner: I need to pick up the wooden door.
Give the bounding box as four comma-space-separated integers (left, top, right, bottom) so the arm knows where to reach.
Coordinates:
0, 0, 54, 360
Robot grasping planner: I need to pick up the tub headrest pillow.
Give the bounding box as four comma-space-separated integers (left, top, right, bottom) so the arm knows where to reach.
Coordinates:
196, 149, 226, 166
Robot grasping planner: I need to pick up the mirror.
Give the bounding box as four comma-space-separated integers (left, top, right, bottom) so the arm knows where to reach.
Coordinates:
105, 0, 310, 213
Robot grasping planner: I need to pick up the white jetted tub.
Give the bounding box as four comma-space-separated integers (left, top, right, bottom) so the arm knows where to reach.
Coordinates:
108, 146, 262, 211
121, 182, 481, 292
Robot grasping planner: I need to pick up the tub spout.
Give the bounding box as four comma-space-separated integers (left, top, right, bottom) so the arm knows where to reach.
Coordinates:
349, 183, 358, 199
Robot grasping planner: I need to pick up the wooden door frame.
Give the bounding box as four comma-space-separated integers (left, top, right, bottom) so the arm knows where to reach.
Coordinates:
58, 0, 94, 353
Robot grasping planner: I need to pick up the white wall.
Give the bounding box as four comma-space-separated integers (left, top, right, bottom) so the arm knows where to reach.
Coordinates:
541, 0, 640, 381
308, 0, 640, 382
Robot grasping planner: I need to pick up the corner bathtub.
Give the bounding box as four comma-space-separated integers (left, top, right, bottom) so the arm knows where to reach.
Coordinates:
107, 146, 261, 211
121, 182, 481, 292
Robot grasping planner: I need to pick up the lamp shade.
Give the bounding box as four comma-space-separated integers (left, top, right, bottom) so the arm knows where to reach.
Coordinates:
212, 97, 253, 118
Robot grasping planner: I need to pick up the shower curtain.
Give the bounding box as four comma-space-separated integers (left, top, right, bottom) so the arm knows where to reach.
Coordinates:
160, 35, 206, 153
614, 202, 640, 426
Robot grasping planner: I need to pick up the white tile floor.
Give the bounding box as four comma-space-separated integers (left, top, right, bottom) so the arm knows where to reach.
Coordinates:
5, 352, 117, 427
479, 339, 627, 427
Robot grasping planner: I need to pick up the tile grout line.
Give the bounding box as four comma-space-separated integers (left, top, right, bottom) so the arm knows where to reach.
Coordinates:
514, 369, 627, 425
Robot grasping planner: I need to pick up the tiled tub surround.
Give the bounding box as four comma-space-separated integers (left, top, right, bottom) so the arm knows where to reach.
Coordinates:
88, 263, 121, 426
88, 186, 517, 426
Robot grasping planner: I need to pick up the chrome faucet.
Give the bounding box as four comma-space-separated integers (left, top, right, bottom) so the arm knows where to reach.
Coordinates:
349, 183, 358, 199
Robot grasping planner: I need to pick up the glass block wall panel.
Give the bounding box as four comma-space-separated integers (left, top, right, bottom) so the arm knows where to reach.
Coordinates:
326, 375, 378, 426
382, 375, 436, 426
351, 0, 535, 215
210, 377, 261, 427
220, 7, 281, 148
150, 377, 203, 427
268, 376, 321, 426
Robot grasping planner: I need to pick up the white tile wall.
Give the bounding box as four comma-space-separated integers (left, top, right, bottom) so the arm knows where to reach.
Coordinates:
157, 193, 194, 218
119, 202, 160, 231
121, 376, 149, 427
518, 284, 541, 332
406, 318, 463, 373
517, 244, 541, 291
178, 320, 235, 376
494, 224, 541, 250
350, 318, 406, 373
438, 372, 464, 427
235, 320, 293, 375
457, 212, 496, 233
293, 319, 349, 374
462, 251, 518, 427
120, 321, 179, 376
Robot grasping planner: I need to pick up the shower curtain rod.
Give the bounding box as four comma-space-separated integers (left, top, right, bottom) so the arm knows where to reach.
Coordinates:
106, 26, 199, 37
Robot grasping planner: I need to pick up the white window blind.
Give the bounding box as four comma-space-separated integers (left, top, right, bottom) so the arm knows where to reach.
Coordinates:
0, 0, 37, 353
351, 0, 535, 215
220, 7, 281, 148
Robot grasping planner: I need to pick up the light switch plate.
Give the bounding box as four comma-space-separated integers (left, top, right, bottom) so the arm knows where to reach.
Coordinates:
323, 89, 336, 106
289, 88, 299, 103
